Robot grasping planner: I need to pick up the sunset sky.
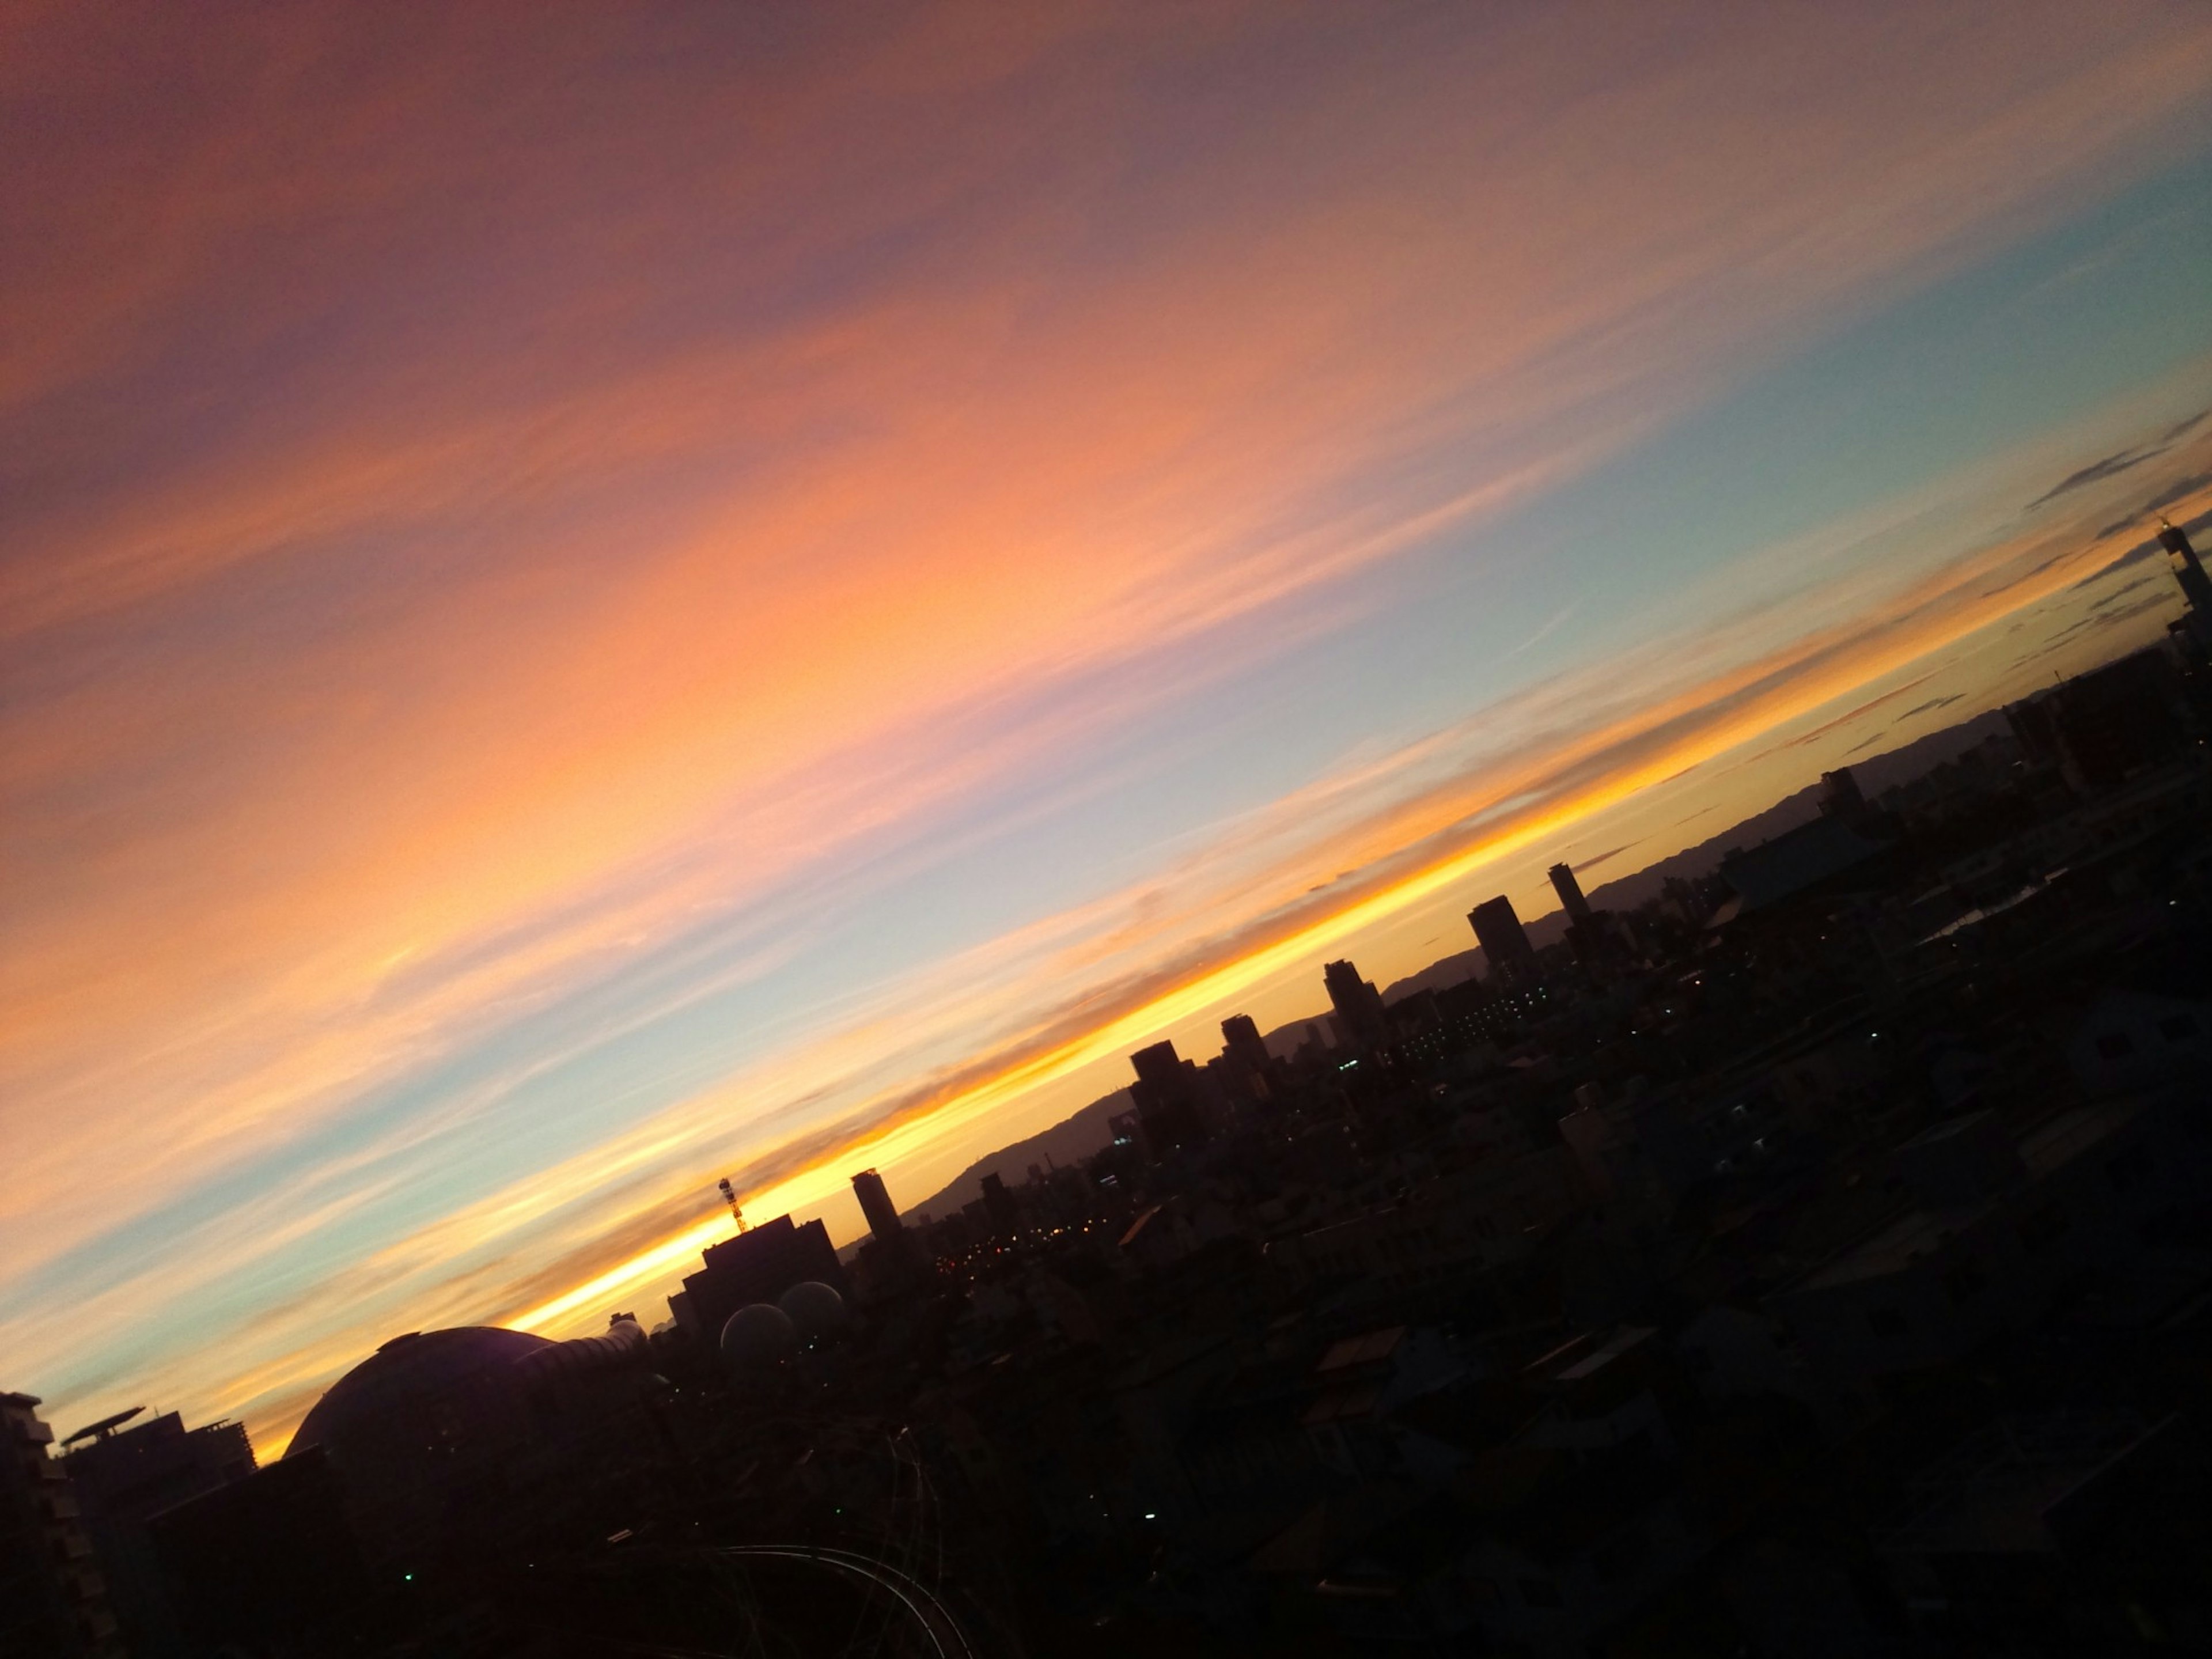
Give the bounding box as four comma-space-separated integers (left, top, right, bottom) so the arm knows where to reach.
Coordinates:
5, 1, 2211, 1453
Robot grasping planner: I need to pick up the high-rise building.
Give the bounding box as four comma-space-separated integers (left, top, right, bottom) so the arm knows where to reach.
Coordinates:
1323, 959, 1390, 1051
1551, 858, 1629, 971
2004, 650, 2186, 796
851, 1168, 903, 1247
1220, 1013, 1271, 1075
1469, 895, 1539, 987
2161, 518, 2212, 612
2, 1391, 122, 1659
1819, 767, 1866, 820
1130, 1040, 1182, 1092
1217, 1013, 1275, 1103
2161, 517, 2212, 653
63, 1407, 255, 1656
1548, 862, 1592, 922
1128, 1040, 1209, 1157
979, 1171, 1020, 1238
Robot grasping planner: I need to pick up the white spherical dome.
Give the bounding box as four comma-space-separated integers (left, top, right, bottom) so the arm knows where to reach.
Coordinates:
718, 1302, 797, 1368
777, 1280, 849, 1339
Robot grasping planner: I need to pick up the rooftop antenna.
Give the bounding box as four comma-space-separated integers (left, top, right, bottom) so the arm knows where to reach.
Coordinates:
717, 1177, 748, 1232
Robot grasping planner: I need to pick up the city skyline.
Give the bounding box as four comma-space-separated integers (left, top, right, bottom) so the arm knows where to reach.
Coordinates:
5, 2, 2212, 1457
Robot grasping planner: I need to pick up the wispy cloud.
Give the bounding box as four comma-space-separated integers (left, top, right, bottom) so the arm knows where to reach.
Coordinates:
1572, 844, 1637, 874
1508, 601, 1581, 660
2025, 443, 2168, 507
1898, 692, 1966, 719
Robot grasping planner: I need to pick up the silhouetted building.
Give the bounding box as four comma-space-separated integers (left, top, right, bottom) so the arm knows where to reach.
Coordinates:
1469, 894, 1539, 986
1221, 1013, 1272, 1076
1547, 861, 1630, 969
1819, 766, 1866, 820
2003, 693, 2064, 771
980, 1172, 1020, 1238
680, 1214, 848, 1341
1215, 1014, 1275, 1105
2005, 649, 2185, 794
2, 1391, 120, 1659
63, 1406, 255, 1656
1718, 814, 1887, 912
1323, 959, 1389, 1051
148, 1447, 367, 1653
283, 1318, 654, 1569
852, 1168, 904, 1247
2161, 517, 2212, 637
1128, 1040, 1209, 1157
2158, 522, 2212, 668
1548, 861, 1592, 922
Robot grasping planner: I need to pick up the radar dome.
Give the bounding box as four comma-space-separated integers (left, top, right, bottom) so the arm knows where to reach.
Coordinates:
719, 1302, 797, 1369
282, 1322, 654, 1567
777, 1280, 849, 1339
283, 1327, 555, 1562
287, 1326, 551, 1465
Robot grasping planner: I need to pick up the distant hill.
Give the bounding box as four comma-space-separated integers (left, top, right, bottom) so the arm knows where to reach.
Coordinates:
904, 1087, 1131, 1222
905, 707, 2012, 1221
1380, 946, 1485, 1005
1573, 707, 2010, 918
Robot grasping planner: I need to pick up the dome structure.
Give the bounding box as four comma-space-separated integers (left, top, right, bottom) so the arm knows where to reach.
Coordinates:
776, 1280, 849, 1340
288, 1327, 551, 1463
719, 1302, 797, 1369
284, 1323, 649, 1566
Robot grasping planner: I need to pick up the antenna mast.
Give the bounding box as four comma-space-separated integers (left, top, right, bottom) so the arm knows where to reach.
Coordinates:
717, 1177, 747, 1232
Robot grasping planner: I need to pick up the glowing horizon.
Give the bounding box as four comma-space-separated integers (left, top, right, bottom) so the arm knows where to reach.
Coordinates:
502, 441, 2212, 1340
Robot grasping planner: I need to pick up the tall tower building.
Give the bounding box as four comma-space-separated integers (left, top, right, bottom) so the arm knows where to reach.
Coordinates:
1819, 767, 1866, 820
1220, 1013, 1272, 1075
1469, 895, 1539, 987
2161, 518, 2212, 652
979, 1171, 1020, 1238
1130, 1040, 1183, 1092
1322, 959, 1390, 1051
2161, 518, 2212, 611
1548, 862, 1592, 922
1128, 1040, 1209, 1157
851, 1168, 903, 1248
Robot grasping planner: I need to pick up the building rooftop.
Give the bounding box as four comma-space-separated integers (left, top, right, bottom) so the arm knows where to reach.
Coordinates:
2017, 1099, 2138, 1177
1316, 1328, 1404, 1374
1881, 1412, 2166, 1560
1552, 1324, 1656, 1385
1797, 1204, 1993, 1290
1719, 816, 1887, 912
1896, 1108, 1999, 1150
